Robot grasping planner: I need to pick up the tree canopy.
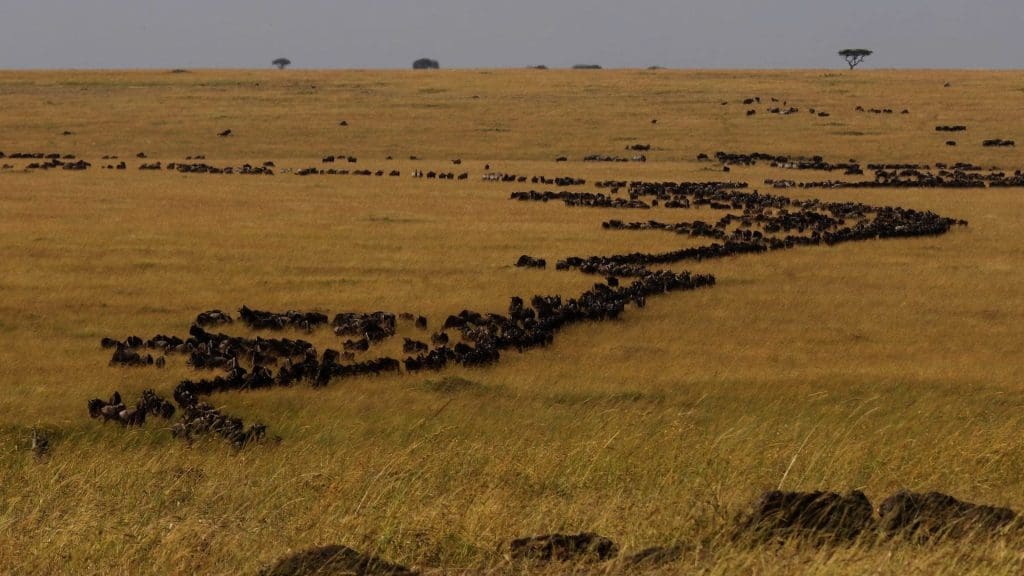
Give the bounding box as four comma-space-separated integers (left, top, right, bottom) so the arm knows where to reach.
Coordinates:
412, 58, 440, 70
838, 49, 873, 70
272, 58, 291, 70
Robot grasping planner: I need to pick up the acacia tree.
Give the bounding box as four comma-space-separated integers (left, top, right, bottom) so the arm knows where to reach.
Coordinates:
272, 58, 291, 70
838, 49, 872, 70
413, 58, 440, 70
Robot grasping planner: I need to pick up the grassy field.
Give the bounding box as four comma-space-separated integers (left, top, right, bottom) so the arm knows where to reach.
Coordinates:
1, 69, 1023, 574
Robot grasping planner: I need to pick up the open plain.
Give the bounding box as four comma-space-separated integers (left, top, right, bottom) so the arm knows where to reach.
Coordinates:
1, 69, 1024, 574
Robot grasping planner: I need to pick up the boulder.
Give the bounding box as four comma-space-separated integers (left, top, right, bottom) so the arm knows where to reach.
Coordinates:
509, 532, 618, 563
736, 490, 874, 541
878, 491, 1017, 540
260, 544, 416, 576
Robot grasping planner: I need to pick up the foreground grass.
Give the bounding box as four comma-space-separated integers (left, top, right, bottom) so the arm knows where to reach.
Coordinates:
0, 69, 1023, 574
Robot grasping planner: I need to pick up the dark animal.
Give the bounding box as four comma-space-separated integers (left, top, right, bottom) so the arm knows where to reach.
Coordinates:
238, 306, 328, 331
87, 389, 174, 426
515, 255, 546, 269
343, 338, 370, 352
172, 401, 266, 447
195, 309, 232, 326
402, 338, 429, 354
109, 344, 153, 367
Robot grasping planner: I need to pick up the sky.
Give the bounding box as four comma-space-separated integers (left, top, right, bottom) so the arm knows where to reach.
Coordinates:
0, 0, 1022, 70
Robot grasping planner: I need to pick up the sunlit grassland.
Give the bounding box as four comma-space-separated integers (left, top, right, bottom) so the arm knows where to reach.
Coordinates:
1, 69, 1023, 574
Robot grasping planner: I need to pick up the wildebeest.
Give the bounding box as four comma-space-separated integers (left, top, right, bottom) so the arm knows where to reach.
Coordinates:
195, 309, 233, 327
515, 255, 546, 269
87, 389, 174, 426
171, 401, 266, 448
333, 311, 396, 342
238, 306, 328, 331
343, 338, 370, 352
402, 338, 429, 354
109, 344, 154, 367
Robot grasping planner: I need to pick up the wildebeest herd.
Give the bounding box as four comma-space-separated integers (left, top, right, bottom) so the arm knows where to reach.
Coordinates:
17, 112, 1011, 571
75, 144, 975, 450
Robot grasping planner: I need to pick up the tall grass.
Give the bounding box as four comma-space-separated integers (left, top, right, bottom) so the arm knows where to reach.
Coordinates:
1, 69, 1023, 574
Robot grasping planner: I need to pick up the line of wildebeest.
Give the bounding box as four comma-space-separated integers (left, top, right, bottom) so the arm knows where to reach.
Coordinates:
43, 144, 1024, 570
83, 163, 966, 451
91, 266, 716, 447
3, 135, 1021, 187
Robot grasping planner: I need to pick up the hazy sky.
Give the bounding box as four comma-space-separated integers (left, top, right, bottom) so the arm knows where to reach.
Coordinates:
1, 0, 1022, 69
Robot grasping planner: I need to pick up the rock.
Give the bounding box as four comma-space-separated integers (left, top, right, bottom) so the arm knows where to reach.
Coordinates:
736, 490, 874, 541
259, 544, 416, 576
878, 491, 1017, 540
509, 532, 618, 563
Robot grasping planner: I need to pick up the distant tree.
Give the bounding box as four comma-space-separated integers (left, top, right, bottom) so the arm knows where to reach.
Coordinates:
530, 65, 548, 70
413, 58, 440, 70
572, 64, 602, 70
838, 49, 872, 70
272, 58, 291, 70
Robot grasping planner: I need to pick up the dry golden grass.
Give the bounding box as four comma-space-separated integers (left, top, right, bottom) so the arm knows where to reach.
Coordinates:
1, 69, 1024, 574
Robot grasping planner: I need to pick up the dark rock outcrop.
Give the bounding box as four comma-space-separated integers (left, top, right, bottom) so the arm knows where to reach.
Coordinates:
878, 491, 1017, 540
259, 544, 416, 576
509, 532, 618, 563
736, 490, 874, 541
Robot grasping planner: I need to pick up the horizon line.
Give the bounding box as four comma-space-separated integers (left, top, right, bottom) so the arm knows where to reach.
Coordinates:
2, 66, 1024, 72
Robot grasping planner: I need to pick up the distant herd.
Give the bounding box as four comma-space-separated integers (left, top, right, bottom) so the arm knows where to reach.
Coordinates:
67, 149, 976, 450
4, 146, 1021, 193
10, 83, 1022, 572
6, 100, 1015, 451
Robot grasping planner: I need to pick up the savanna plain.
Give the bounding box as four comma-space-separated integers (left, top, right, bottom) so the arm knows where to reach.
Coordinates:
1, 69, 1023, 574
